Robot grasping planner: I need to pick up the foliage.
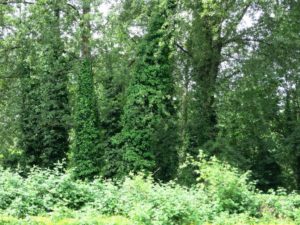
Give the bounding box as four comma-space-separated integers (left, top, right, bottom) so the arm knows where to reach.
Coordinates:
0, 215, 132, 225
179, 152, 259, 214
18, 0, 70, 168
71, 0, 102, 179
0, 0, 300, 195
72, 59, 101, 179
113, 0, 178, 181
1, 158, 300, 224
0, 165, 214, 224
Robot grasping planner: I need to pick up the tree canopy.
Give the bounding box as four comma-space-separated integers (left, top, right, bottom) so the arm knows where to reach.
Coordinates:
0, 0, 299, 191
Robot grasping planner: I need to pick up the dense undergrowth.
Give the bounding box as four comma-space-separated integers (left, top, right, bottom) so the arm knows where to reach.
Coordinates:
1, 156, 300, 225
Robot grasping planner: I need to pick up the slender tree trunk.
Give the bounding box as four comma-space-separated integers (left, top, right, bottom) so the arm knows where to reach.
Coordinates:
188, 11, 222, 152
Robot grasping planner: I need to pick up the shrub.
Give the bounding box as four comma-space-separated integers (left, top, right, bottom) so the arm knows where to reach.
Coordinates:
116, 174, 217, 225
84, 174, 218, 225
0, 168, 23, 210
0, 165, 93, 217
258, 189, 300, 219
1, 158, 300, 224
194, 152, 259, 214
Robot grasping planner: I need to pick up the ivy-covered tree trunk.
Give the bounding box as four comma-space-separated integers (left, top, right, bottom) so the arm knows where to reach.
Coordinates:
99, 47, 128, 178
187, 3, 222, 154
72, 0, 101, 179
115, 0, 178, 181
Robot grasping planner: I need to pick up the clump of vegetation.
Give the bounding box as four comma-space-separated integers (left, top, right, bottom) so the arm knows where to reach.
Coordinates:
194, 157, 256, 216
1, 155, 300, 224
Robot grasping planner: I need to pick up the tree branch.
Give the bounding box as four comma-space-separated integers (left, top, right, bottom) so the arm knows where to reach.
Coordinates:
221, 3, 252, 44
237, 3, 251, 26
175, 42, 192, 57
223, 36, 267, 46
66, 2, 80, 17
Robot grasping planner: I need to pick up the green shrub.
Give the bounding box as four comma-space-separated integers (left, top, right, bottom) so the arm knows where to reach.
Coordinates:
0, 165, 93, 217
209, 212, 295, 225
117, 174, 217, 225
83, 174, 218, 225
1, 159, 300, 225
194, 152, 259, 214
258, 189, 300, 219
81, 179, 121, 215
0, 168, 23, 210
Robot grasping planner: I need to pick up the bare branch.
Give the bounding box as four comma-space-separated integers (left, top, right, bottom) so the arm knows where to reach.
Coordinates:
223, 35, 266, 46
221, 3, 252, 44
66, 2, 80, 17
175, 42, 192, 57
237, 3, 251, 27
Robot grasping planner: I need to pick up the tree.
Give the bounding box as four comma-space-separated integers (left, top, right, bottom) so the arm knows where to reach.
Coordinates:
72, 0, 102, 179
214, 0, 300, 190
114, 0, 178, 181
94, 15, 132, 178
181, 0, 258, 154
0, 0, 71, 168
0, 2, 23, 167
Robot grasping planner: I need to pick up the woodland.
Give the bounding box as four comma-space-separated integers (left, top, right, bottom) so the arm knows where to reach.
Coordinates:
0, 0, 300, 224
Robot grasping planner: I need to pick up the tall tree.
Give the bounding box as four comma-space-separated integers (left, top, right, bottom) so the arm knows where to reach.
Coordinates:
275, 0, 300, 189
0, 0, 71, 168
95, 19, 132, 178
0, 2, 23, 167
114, 0, 178, 181
72, 0, 101, 179
183, 0, 255, 154
21, 0, 70, 168
213, 0, 300, 190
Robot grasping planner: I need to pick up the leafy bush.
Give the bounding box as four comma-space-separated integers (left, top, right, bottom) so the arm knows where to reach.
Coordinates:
82, 174, 217, 225
0, 167, 217, 224
117, 175, 217, 225
1, 156, 300, 224
208, 212, 295, 225
257, 189, 300, 219
0, 165, 93, 217
182, 152, 259, 214
0, 168, 23, 210
201, 158, 258, 214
